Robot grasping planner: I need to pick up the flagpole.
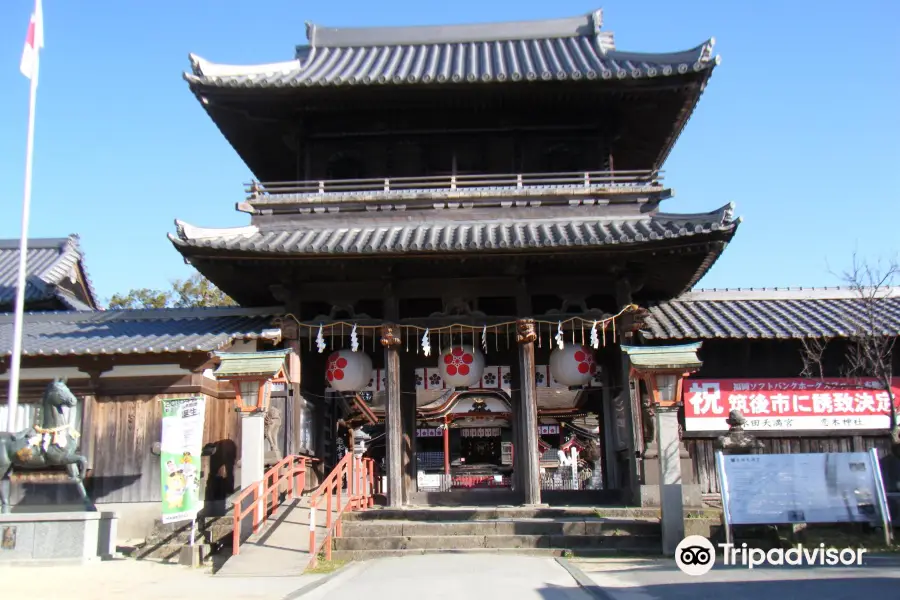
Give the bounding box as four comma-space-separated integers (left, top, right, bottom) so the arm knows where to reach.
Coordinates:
6, 49, 40, 433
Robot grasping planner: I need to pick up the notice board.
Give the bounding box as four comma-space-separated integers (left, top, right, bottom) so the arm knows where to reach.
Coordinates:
716, 450, 892, 544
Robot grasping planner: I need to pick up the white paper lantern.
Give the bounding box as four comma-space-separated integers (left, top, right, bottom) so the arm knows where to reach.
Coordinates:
439, 345, 485, 388
326, 350, 373, 392
549, 345, 597, 387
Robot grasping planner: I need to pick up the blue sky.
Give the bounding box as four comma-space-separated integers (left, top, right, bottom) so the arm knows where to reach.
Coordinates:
0, 1, 897, 305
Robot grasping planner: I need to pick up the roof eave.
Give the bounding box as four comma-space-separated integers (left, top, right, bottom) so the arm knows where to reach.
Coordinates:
651, 55, 720, 171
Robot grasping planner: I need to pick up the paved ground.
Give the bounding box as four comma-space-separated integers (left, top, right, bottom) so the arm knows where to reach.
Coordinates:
4, 553, 898, 599
0, 558, 324, 600
302, 554, 592, 600
572, 556, 900, 600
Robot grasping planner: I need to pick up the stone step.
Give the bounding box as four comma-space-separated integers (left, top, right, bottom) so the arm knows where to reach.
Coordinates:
341, 519, 660, 537
332, 534, 659, 552
144, 517, 233, 547
343, 506, 717, 522
131, 542, 213, 563
331, 547, 661, 561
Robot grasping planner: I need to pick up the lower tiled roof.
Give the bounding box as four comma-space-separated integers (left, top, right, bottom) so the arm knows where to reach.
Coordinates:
5, 288, 896, 359
0, 307, 278, 357
644, 288, 900, 340
171, 205, 738, 256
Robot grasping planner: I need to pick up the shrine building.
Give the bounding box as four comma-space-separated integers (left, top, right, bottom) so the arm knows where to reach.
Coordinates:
1, 9, 899, 533
171, 8, 737, 506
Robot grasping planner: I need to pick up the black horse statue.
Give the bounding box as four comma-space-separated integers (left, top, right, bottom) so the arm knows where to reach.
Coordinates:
0, 378, 91, 513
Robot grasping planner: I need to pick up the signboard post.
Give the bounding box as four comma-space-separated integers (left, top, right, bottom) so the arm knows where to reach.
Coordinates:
160, 397, 206, 527
716, 450, 893, 547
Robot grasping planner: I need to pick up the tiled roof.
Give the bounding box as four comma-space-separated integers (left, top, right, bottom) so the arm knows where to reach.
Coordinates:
643, 288, 900, 340
3, 289, 897, 359
0, 307, 278, 357
184, 9, 717, 90
0, 236, 99, 311
170, 203, 738, 257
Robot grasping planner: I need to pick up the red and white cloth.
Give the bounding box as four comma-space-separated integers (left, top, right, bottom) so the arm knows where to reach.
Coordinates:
20, 0, 44, 81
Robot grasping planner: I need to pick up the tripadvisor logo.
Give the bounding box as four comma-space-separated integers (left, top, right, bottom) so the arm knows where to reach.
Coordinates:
675, 535, 716, 576
675, 535, 868, 575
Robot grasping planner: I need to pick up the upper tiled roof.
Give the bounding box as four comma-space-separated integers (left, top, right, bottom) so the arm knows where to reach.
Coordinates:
0, 307, 278, 357
0, 236, 99, 311
170, 203, 738, 257
643, 288, 900, 340
185, 9, 717, 90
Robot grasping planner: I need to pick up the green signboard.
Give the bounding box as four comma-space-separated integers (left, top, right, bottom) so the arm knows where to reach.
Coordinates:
160, 397, 206, 524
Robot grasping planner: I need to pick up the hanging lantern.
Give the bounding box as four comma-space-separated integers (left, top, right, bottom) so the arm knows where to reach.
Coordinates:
439, 345, 485, 388
549, 345, 597, 387
325, 349, 373, 392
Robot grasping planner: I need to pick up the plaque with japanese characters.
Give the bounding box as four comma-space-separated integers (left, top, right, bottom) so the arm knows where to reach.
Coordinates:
717, 452, 884, 525
685, 378, 900, 432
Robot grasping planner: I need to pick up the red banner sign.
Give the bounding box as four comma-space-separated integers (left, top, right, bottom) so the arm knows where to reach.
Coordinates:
683, 378, 900, 432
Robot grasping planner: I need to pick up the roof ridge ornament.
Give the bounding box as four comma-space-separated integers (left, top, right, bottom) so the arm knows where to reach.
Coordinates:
699, 38, 717, 63
591, 8, 603, 31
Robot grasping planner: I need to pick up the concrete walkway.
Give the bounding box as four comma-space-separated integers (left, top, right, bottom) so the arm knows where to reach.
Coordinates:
217, 494, 352, 577
301, 554, 593, 599
0, 558, 323, 600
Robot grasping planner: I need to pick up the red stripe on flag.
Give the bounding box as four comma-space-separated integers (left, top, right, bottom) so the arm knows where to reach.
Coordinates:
25, 17, 35, 49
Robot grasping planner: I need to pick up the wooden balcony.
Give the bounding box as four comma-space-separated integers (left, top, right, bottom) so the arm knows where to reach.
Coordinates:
245, 169, 664, 201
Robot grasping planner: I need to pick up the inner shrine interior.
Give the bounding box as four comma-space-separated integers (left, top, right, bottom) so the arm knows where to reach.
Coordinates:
287, 313, 637, 506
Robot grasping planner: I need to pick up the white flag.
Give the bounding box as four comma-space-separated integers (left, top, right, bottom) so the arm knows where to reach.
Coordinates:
20, 0, 44, 81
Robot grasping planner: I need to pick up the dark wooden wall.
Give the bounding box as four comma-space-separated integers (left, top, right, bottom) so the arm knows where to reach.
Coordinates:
686, 338, 900, 379
87, 393, 241, 504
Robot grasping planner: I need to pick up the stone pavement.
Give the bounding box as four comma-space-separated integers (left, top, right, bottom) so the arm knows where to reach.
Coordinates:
302, 554, 593, 600
0, 558, 324, 600
570, 556, 900, 600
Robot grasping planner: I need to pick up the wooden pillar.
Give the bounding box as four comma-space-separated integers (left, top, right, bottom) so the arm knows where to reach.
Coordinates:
381, 325, 403, 508
285, 337, 303, 458
400, 361, 417, 504
443, 417, 450, 476
516, 319, 541, 506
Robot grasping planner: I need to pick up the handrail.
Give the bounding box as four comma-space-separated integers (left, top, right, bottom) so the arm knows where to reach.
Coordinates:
307, 452, 376, 568
246, 169, 663, 199
232, 454, 317, 556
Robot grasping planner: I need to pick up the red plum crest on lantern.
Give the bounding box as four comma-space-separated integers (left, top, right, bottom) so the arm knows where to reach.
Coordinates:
439, 345, 485, 387
326, 349, 373, 392
550, 345, 597, 387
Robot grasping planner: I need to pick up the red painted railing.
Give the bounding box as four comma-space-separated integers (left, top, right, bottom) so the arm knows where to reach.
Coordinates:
232, 455, 315, 556
307, 453, 376, 568
452, 474, 512, 488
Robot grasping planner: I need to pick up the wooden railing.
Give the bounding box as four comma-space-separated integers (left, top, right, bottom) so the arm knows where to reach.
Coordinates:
307, 452, 376, 568
232, 455, 315, 557
247, 169, 663, 199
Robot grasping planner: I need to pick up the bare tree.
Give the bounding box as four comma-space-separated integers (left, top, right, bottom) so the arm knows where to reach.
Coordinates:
799, 336, 829, 379
840, 253, 898, 446
798, 253, 899, 447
